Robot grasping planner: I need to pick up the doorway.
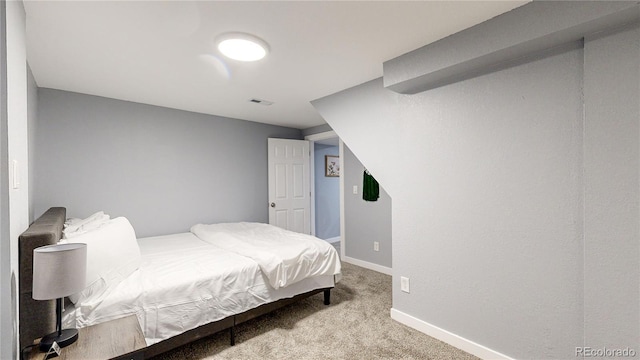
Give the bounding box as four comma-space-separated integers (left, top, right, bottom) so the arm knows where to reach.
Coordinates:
305, 131, 342, 253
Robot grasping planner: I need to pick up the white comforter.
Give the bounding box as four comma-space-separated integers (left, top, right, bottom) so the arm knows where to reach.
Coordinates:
63, 232, 337, 345
65, 233, 269, 345
191, 222, 341, 289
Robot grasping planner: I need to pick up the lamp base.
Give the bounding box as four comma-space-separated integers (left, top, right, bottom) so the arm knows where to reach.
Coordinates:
39, 328, 79, 352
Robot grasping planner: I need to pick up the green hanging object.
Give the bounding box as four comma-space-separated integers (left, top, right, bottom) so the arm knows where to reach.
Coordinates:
363, 169, 379, 202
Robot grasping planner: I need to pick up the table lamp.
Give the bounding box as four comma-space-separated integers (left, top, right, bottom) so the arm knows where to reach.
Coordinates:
32, 243, 87, 351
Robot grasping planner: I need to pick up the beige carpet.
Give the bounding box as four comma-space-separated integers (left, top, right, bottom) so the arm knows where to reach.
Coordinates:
152, 260, 478, 360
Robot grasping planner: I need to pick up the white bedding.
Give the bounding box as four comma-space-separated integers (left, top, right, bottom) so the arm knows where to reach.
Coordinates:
191, 222, 341, 289
63, 232, 336, 345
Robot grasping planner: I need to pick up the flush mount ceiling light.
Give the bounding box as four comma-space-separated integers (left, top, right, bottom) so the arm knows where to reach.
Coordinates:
216, 32, 269, 62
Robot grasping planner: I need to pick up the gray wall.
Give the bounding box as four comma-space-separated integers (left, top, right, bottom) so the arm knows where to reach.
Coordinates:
4, 2, 30, 359
0, 2, 10, 358
27, 65, 37, 223
343, 145, 391, 268
313, 17, 639, 360
34, 89, 301, 237
583, 23, 639, 351
313, 143, 339, 240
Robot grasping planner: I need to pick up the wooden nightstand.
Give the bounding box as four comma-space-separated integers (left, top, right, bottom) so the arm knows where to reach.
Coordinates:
29, 315, 146, 360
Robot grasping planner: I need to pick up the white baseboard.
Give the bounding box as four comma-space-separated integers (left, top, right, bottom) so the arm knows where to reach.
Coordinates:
390, 308, 514, 360
342, 256, 392, 275
325, 236, 341, 244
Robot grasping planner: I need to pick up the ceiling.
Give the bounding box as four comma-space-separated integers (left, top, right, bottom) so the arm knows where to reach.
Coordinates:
24, 1, 526, 130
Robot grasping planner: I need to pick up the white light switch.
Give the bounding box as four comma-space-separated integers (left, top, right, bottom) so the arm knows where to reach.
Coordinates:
401, 277, 410, 293
352, 185, 358, 194
12, 160, 19, 189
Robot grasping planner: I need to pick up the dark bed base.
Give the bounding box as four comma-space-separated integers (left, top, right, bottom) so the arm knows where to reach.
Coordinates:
144, 287, 332, 358
19, 207, 333, 360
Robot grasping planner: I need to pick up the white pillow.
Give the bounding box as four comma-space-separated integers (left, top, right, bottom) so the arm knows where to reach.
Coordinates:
63, 211, 110, 238
67, 217, 141, 305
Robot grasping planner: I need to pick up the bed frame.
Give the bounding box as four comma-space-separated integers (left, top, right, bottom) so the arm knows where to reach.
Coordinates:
19, 207, 332, 359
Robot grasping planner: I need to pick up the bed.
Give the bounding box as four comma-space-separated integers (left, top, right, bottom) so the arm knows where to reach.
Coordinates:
19, 207, 341, 359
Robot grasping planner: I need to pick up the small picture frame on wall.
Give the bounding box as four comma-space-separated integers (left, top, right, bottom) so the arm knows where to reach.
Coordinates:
325, 155, 340, 177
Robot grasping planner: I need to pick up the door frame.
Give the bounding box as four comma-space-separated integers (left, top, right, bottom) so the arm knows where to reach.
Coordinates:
304, 131, 344, 257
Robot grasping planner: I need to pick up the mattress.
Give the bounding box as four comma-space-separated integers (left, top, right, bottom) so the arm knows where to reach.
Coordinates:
63, 232, 335, 345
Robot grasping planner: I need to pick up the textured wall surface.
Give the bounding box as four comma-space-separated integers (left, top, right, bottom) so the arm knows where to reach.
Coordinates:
583, 23, 640, 351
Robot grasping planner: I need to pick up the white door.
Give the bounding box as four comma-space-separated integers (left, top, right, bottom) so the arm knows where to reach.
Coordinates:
268, 138, 310, 234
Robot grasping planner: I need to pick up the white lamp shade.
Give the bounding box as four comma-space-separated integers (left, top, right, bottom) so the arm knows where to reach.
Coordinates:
33, 243, 87, 300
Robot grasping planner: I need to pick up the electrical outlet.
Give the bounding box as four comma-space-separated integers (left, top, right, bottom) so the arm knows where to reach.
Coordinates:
401, 277, 410, 293
373, 241, 379, 252
352, 185, 358, 194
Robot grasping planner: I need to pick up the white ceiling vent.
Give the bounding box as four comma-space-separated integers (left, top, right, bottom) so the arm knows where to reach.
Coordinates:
249, 98, 274, 106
